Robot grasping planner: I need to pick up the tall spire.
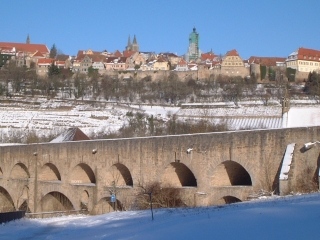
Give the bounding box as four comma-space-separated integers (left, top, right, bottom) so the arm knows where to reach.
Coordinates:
127, 35, 131, 46
133, 35, 137, 44
26, 34, 30, 44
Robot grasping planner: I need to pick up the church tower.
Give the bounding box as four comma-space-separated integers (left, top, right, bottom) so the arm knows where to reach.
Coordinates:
26, 34, 30, 44
131, 35, 139, 52
187, 27, 200, 61
126, 35, 139, 52
126, 35, 131, 51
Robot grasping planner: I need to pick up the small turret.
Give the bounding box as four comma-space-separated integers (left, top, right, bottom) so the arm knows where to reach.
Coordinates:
26, 34, 30, 44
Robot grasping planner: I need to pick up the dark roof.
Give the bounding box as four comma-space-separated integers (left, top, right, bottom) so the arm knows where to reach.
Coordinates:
56, 54, 70, 61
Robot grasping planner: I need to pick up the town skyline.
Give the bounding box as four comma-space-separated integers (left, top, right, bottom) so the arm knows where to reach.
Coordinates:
2, 0, 320, 59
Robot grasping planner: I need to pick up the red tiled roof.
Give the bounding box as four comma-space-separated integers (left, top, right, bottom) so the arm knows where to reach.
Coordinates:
123, 50, 136, 57
91, 55, 105, 62
0, 42, 49, 54
201, 52, 217, 61
297, 47, 320, 61
114, 50, 122, 57
32, 50, 45, 58
55, 61, 65, 65
157, 56, 167, 62
177, 58, 187, 65
248, 56, 286, 66
0, 46, 15, 51
226, 49, 239, 56
76, 50, 102, 59
37, 58, 54, 64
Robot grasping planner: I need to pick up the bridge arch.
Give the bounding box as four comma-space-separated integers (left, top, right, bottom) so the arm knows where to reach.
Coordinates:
91, 197, 123, 215
70, 163, 96, 185
0, 186, 15, 212
161, 162, 197, 187
211, 160, 252, 186
10, 163, 30, 179
80, 190, 89, 211
105, 163, 133, 187
18, 186, 31, 212
39, 191, 74, 212
39, 163, 61, 182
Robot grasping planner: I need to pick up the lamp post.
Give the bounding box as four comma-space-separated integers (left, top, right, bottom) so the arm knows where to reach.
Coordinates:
304, 141, 320, 150
144, 192, 153, 220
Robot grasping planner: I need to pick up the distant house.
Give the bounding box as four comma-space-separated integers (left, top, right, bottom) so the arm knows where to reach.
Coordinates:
72, 60, 81, 73
188, 63, 198, 71
56, 54, 72, 69
139, 52, 156, 62
80, 55, 93, 73
201, 51, 218, 62
134, 53, 146, 67
0, 46, 15, 68
221, 49, 245, 67
211, 49, 249, 77
248, 56, 286, 67
160, 52, 181, 66
92, 61, 105, 70
286, 47, 320, 73
0, 42, 49, 68
154, 56, 169, 70
36, 58, 55, 76
0, 42, 49, 58
140, 59, 156, 71
104, 57, 127, 71
175, 58, 188, 71
91, 55, 106, 71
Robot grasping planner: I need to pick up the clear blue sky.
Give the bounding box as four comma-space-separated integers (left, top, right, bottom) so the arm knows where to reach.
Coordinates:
2, 0, 320, 59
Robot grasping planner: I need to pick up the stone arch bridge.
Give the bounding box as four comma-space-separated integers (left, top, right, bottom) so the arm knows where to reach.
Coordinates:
1, 126, 320, 215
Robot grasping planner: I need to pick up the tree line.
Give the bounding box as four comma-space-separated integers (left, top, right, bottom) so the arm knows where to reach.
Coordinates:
0, 61, 316, 104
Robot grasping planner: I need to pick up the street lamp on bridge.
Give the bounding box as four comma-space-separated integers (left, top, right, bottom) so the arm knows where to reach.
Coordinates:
304, 141, 320, 150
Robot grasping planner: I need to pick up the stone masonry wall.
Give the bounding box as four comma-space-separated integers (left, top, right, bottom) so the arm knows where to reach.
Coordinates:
1, 126, 320, 213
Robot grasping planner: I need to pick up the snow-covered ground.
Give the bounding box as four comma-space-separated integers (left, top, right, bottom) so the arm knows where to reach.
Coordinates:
0, 97, 319, 142
1, 193, 320, 239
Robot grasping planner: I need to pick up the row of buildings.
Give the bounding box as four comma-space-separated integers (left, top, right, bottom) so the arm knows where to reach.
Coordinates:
1, 29, 320, 80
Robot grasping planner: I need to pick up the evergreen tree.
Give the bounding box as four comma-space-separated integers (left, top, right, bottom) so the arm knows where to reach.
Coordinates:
305, 71, 320, 97
48, 62, 60, 77
49, 44, 57, 58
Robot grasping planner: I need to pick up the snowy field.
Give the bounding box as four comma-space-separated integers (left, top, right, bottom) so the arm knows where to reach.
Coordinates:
0, 97, 319, 141
1, 193, 320, 240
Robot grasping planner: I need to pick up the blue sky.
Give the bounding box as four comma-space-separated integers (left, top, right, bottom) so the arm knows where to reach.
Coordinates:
2, 0, 320, 59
